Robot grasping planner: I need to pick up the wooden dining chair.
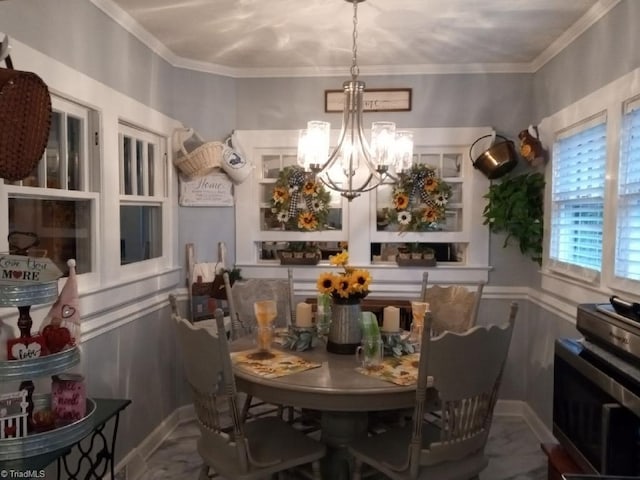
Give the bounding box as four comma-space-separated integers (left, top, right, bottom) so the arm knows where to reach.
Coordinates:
420, 272, 484, 335
349, 302, 518, 480
172, 305, 325, 480
224, 271, 295, 339
223, 270, 296, 423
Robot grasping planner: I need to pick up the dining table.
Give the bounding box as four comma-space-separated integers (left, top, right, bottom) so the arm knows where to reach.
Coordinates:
230, 334, 435, 480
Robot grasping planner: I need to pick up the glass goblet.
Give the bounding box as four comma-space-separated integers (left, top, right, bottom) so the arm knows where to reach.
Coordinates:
253, 300, 277, 352
410, 301, 429, 345
254, 300, 277, 327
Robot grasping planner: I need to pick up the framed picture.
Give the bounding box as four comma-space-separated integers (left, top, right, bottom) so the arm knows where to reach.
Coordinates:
325, 88, 412, 113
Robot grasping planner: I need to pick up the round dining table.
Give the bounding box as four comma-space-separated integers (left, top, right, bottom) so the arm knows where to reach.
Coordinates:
230, 336, 433, 480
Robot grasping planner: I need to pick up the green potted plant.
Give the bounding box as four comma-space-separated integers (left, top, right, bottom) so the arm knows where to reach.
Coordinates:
482, 172, 545, 265
279, 242, 320, 265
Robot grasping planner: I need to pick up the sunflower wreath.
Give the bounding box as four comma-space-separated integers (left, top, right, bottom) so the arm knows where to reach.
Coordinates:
385, 164, 452, 232
270, 166, 331, 231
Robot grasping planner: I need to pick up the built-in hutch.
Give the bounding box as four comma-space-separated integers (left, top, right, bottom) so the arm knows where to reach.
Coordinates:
234, 127, 492, 297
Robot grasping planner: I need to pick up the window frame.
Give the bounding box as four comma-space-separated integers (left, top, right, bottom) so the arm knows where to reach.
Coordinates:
547, 112, 607, 283
117, 122, 169, 267
0, 38, 181, 333
539, 66, 640, 303
612, 95, 640, 292
3, 93, 102, 290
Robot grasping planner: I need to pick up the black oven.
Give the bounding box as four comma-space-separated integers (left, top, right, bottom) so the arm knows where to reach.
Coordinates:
554, 337, 640, 475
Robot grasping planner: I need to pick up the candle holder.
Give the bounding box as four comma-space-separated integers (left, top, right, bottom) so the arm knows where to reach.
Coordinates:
381, 331, 415, 357
282, 325, 317, 352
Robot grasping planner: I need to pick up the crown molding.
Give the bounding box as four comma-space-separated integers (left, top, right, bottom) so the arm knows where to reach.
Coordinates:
228, 62, 534, 79
530, 0, 621, 72
91, 0, 619, 79
90, 0, 180, 64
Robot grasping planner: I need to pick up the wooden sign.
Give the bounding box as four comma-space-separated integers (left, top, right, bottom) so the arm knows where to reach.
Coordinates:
0, 255, 63, 283
179, 171, 234, 207
325, 88, 412, 113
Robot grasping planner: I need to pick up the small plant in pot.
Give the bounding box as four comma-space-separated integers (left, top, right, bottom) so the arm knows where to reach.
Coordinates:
279, 242, 320, 264
482, 172, 545, 265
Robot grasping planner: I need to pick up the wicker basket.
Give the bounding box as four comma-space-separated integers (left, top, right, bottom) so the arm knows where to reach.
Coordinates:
173, 128, 223, 178
0, 56, 52, 181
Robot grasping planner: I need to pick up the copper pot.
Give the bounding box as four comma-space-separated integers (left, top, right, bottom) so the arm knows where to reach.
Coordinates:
470, 134, 519, 180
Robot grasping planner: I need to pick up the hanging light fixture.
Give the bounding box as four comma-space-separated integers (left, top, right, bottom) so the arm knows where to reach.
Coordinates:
297, 0, 413, 201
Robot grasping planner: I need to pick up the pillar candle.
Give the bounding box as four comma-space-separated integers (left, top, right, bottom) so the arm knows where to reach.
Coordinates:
382, 306, 400, 332
296, 302, 313, 327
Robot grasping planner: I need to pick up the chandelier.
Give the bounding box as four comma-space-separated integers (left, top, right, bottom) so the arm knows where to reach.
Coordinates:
296, 0, 413, 201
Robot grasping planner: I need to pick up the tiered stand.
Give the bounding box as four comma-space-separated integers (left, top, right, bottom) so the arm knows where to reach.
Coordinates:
0, 281, 96, 461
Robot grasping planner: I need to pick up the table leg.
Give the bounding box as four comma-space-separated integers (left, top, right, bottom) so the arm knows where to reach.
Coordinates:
58, 411, 122, 479
320, 411, 368, 480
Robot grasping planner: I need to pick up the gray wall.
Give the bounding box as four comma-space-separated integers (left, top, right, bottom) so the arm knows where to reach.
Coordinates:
533, 0, 640, 122
521, 0, 640, 424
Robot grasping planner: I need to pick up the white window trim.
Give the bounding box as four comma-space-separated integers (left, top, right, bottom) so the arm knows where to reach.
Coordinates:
546, 111, 607, 284
538, 65, 640, 304
0, 38, 181, 335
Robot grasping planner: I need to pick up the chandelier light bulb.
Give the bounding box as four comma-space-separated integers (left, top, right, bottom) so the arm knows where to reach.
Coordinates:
394, 130, 414, 172
371, 121, 397, 167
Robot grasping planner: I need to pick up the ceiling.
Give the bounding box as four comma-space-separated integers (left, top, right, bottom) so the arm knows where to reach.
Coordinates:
96, 0, 617, 77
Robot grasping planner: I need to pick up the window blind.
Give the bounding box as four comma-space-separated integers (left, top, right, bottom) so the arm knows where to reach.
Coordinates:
550, 115, 606, 273
615, 98, 640, 281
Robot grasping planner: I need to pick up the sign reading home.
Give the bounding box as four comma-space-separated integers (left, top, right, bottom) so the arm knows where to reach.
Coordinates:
179, 171, 234, 207
0, 255, 63, 283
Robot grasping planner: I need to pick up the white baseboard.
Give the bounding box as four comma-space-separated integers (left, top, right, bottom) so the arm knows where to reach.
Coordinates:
494, 399, 556, 444
521, 401, 557, 444
115, 404, 196, 480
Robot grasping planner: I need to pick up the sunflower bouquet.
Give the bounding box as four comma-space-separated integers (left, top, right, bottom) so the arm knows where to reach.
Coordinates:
271, 166, 331, 231
316, 250, 371, 304
385, 164, 451, 233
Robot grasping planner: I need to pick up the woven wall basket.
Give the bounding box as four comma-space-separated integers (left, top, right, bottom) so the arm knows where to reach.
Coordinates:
0, 56, 52, 181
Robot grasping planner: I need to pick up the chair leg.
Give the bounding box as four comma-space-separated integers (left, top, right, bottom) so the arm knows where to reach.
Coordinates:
352, 459, 363, 480
311, 460, 322, 480
241, 394, 254, 423
198, 464, 210, 480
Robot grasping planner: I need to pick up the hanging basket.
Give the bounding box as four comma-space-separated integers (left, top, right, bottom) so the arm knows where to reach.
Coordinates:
173, 128, 223, 178
0, 55, 52, 181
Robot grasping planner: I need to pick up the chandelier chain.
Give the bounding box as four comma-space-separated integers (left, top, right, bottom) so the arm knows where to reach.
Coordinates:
350, 0, 359, 78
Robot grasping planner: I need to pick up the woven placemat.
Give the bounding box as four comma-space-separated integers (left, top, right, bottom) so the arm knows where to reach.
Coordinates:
231, 349, 321, 379
356, 353, 433, 387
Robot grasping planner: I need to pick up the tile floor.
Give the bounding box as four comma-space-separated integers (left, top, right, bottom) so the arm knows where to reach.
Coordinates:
138, 414, 547, 480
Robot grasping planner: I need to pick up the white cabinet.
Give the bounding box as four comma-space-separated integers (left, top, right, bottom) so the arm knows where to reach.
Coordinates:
233, 127, 492, 295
